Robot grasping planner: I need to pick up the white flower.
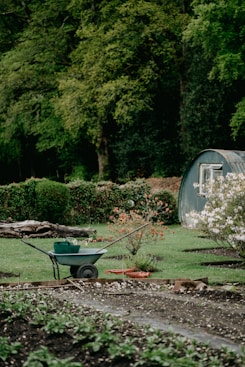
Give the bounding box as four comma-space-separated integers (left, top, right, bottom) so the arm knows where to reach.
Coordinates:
188, 173, 245, 255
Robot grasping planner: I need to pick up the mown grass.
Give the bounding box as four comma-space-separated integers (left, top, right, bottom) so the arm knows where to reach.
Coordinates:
0, 224, 244, 284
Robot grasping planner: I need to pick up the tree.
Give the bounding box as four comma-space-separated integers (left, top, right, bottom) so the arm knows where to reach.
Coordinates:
179, 47, 236, 163
183, 0, 245, 142
0, 0, 78, 181
0, 0, 30, 53
55, 0, 189, 179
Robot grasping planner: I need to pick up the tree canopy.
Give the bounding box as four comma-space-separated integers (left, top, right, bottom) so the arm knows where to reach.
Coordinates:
0, 0, 244, 183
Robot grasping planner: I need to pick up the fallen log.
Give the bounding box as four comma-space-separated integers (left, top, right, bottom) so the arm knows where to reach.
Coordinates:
0, 220, 96, 238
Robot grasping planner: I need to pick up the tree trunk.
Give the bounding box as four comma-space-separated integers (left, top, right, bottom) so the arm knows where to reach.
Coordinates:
96, 127, 109, 179
0, 220, 96, 238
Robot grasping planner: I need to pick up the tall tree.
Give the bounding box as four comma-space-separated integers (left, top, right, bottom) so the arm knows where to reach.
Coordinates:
0, 0, 76, 181
55, 0, 189, 179
179, 47, 236, 164
183, 0, 245, 146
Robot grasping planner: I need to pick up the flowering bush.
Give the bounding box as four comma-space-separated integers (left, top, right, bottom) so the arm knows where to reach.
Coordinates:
108, 195, 165, 257
188, 173, 245, 258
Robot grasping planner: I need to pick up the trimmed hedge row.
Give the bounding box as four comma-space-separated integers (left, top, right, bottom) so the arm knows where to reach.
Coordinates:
0, 178, 178, 225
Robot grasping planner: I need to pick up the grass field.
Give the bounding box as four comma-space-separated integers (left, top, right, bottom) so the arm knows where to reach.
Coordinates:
0, 224, 244, 284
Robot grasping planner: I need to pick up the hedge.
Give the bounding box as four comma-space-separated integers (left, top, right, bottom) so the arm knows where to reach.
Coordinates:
0, 179, 178, 225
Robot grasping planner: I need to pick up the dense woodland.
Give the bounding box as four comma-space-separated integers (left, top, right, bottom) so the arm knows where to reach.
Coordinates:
0, 0, 244, 184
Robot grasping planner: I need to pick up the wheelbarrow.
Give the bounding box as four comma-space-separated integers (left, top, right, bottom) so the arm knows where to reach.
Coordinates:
20, 238, 107, 280
20, 222, 149, 280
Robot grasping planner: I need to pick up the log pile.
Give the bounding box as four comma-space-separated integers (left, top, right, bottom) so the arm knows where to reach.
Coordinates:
0, 220, 96, 238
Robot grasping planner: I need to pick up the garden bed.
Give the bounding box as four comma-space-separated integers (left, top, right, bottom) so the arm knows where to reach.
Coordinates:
0, 278, 245, 366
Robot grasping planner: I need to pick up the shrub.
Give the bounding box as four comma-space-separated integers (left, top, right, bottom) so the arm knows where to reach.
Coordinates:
188, 173, 245, 258
35, 180, 70, 223
146, 191, 178, 225
130, 251, 159, 272
108, 197, 165, 257
67, 180, 97, 224
0, 178, 178, 225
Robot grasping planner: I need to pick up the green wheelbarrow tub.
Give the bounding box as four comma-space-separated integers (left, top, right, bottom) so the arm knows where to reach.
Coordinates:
48, 248, 107, 266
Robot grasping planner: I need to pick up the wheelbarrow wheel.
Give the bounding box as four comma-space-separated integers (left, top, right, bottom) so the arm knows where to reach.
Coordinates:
76, 264, 98, 279
70, 265, 79, 277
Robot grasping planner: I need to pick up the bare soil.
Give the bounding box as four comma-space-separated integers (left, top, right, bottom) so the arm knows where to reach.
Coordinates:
146, 176, 182, 193
59, 278, 245, 348
1, 279, 244, 366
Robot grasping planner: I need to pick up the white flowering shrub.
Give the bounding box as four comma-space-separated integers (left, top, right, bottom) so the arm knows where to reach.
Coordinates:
188, 173, 245, 258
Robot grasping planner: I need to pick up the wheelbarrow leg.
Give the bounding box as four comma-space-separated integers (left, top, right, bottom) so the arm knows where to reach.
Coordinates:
49, 255, 60, 280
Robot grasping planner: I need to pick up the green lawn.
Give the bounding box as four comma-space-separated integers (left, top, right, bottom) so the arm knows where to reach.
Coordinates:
0, 224, 244, 284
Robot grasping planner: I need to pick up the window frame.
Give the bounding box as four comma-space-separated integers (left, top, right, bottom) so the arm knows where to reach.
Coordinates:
198, 163, 223, 196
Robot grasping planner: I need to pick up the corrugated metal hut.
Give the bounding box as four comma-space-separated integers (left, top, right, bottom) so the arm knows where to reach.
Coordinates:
178, 149, 245, 226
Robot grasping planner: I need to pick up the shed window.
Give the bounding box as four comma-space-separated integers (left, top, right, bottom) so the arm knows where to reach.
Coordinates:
198, 164, 223, 196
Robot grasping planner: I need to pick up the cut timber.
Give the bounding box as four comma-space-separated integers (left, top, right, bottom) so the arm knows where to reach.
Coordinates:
0, 220, 96, 238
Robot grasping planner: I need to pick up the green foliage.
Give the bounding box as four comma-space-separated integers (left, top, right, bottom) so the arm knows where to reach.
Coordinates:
67, 179, 153, 224
183, 0, 245, 153
55, 0, 186, 178
0, 0, 244, 183
179, 46, 232, 162
0, 178, 177, 225
65, 165, 89, 182
1, 291, 244, 367
23, 346, 82, 367
0, 182, 26, 221
42, 313, 73, 334
85, 322, 120, 352
184, 0, 245, 83
108, 337, 138, 361
230, 97, 245, 139
129, 251, 158, 272
0, 185, 11, 220
0, 0, 77, 183
20, 178, 40, 219
0, 337, 22, 362
149, 191, 178, 225
67, 180, 97, 224
35, 179, 70, 223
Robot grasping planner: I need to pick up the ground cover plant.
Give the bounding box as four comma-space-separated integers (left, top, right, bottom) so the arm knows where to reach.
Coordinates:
0, 290, 244, 367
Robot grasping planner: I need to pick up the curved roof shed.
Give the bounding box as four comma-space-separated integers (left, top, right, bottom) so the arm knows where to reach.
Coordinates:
178, 149, 245, 226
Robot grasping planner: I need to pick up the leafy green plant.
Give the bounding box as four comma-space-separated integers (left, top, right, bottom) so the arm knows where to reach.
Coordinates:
108, 337, 138, 361
0, 337, 22, 362
0, 293, 34, 322
72, 317, 96, 343
42, 313, 73, 334
129, 251, 159, 272
85, 321, 120, 352
23, 346, 82, 367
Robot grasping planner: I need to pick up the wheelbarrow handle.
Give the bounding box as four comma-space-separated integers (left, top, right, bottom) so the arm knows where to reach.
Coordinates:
96, 222, 150, 253
20, 238, 51, 257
